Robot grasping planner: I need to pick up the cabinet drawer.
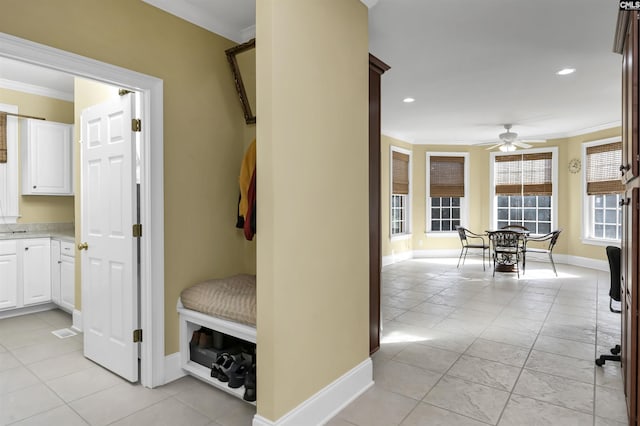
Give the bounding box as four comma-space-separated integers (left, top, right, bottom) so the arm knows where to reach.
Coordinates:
0, 240, 17, 255
60, 241, 75, 256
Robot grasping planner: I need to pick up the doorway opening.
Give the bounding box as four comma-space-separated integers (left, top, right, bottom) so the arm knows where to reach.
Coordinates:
0, 33, 165, 387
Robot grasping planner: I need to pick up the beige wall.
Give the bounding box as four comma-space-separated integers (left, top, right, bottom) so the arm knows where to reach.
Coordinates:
0, 87, 75, 223
0, 0, 254, 355
558, 126, 622, 261
381, 135, 413, 258
256, 0, 369, 420
381, 127, 622, 264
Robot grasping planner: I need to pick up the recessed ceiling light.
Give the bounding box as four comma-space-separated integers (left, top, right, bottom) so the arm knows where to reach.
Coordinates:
556, 68, 576, 75
403, 97, 415, 103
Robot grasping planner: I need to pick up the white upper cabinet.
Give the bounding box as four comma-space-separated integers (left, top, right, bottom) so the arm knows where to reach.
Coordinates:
21, 119, 73, 196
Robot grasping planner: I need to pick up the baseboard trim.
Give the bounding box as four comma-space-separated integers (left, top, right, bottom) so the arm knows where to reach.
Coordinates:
382, 251, 413, 266
413, 249, 459, 258
163, 352, 185, 384
0, 303, 56, 320
252, 358, 373, 426
71, 309, 83, 332
383, 249, 609, 272
556, 254, 608, 271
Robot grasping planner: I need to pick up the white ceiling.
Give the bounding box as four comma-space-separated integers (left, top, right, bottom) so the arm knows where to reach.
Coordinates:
1, 0, 621, 146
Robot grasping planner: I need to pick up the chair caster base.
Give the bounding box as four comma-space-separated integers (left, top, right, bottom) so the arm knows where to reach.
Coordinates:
596, 354, 621, 366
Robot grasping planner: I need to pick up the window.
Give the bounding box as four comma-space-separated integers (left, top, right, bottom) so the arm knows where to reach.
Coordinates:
491, 149, 557, 234
583, 139, 623, 242
391, 147, 411, 236
427, 153, 468, 233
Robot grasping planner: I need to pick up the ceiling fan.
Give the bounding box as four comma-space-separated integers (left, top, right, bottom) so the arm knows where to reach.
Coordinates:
478, 124, 546, 152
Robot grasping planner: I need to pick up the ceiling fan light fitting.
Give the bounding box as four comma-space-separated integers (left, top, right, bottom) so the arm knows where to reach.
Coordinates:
499, 142, 516, 152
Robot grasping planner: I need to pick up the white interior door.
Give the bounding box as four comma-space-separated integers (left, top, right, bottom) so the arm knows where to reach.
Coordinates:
81, 94, 138, 382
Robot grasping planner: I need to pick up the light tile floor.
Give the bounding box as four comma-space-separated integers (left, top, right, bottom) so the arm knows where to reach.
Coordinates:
330, 257, 628, 426
0, 257, 627, 425
0, 310, 256, 425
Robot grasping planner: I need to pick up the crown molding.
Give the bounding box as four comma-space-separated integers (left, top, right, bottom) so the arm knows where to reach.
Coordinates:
0, 78, 73, 102
141, 0, 250, 43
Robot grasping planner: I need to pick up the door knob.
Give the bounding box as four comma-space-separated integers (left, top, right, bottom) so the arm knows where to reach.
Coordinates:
77, 242, 89, 250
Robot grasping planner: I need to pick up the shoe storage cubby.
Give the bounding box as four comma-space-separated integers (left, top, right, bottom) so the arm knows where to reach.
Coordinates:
177, 303, 256, 404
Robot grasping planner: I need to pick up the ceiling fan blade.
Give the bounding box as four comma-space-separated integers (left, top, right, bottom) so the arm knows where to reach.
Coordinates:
485, 143, 503, 151
513, 142, 532, 149
473, 140, 500, 146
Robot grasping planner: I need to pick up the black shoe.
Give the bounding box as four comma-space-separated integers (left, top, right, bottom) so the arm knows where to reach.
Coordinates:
217, 354, 237, 382
243, 364, 256, 402
210, 353, 230, 379
228, 363, 249, 388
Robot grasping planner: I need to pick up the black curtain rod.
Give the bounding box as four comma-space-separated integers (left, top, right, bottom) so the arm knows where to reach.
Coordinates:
2, 112, 46, 121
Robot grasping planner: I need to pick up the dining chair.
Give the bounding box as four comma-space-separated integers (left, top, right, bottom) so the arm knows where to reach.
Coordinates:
455, 226, 489, 270
487, 230, 525, 278
522, 229, 562, 276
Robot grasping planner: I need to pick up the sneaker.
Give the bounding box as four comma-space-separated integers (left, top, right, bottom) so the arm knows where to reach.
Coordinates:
243, 363, 256, 402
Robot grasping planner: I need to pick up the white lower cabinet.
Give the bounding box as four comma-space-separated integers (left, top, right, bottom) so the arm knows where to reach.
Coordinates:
50, 239, 75, 313
22, 239, 51, 306
0, 237, 74, 314
0, 241, 18, 310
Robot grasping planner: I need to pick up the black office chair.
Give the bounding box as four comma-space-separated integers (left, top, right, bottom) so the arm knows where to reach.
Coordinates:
596, 246, 622, 366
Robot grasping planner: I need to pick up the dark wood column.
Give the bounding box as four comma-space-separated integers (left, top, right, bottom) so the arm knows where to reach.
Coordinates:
369, 54, 390, 354
614, 10, 639, 425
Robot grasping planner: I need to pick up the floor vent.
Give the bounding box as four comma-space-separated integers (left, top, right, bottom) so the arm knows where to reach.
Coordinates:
51, 328, 77, 339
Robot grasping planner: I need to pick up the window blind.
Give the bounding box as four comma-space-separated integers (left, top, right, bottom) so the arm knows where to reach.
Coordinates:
392, 151, 410, 195
430, 156, 464, 197
586, 142, 624, 195
495, 152, 552, 196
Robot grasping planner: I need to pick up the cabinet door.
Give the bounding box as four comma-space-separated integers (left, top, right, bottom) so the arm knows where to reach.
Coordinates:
50, 239, 61, 305
22, 239, 51, 306
622, 12, 639, 182
0, 254, 18, 310
60, 255, 75, 312
622, 187, 639, 420
22, 120, 73, 195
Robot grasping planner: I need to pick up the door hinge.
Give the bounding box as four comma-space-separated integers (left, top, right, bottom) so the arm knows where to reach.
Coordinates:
133, 224, 142, 238
132, 119, 142, 132
133, 329, 143, 343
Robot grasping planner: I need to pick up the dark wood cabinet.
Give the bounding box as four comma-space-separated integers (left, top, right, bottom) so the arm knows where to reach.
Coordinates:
615, 10, 640, 425
621, 12, 639, 182
621, 188, 639, 422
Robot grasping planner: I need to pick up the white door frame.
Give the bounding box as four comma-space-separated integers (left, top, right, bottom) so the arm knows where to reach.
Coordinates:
0, 32, 165, 388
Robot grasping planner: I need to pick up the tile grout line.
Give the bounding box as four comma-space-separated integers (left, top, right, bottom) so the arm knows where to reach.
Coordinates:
493, 275, 558, 425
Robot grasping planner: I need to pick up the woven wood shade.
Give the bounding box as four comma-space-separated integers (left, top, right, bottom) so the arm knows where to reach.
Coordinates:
586, 142, 624, 195
495, 152, 552, 196
430, 156, 464, 197
0, 113, 6, 164
392, 151, 410, 194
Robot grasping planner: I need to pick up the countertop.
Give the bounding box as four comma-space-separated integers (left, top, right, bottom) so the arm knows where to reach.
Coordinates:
0, 231, 75, 243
